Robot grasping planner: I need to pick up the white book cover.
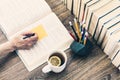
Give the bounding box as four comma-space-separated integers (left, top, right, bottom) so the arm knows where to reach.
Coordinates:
89, 0, 120, 36
61, 0, 67, 4
83, 0, 99, 23
104, 30, 120, 55
112, 50, 120, 68
97, 15, 120, 45
79, 0, 91, 22
110, 43, 120, 60
94, 8, 120, 40
102, 23, 120, 49
85, 0, 112, 30
64, 0, 67, 4
73, 0, 81, 18
67, 0, 72, 11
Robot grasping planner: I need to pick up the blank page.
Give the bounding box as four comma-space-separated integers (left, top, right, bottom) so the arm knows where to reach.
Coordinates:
0, 0, 52, 37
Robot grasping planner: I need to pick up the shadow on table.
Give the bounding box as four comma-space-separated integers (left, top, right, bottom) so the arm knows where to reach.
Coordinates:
0, 51, 17, 71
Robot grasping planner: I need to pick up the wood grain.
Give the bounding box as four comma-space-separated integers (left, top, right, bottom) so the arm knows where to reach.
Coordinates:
0, 0, 120, 80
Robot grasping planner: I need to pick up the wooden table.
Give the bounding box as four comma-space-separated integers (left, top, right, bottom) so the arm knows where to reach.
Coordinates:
0, 0, 120, 80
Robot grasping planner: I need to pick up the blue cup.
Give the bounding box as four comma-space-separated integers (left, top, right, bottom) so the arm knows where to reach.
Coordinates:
70, 40, 93, 56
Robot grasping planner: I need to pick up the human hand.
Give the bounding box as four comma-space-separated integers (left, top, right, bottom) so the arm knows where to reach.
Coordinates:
10, 31, 38, 50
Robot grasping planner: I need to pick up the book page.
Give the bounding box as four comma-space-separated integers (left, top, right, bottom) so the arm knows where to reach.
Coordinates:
11, 13, 74, 71
0, 0, 52, 38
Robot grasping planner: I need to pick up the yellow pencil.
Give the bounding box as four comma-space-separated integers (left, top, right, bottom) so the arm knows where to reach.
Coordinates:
82, 24, 86, 29
84, 37, 87, 45
74, 18, 82, 42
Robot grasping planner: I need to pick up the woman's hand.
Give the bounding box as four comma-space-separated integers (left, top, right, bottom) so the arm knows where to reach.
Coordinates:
10, 31, 38, 50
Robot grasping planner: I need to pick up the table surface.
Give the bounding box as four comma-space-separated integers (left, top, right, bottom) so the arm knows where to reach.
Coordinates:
0, 0, 120, 80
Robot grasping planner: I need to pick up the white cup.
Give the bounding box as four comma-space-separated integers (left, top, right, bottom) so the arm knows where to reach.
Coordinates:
42, 50, 67, 73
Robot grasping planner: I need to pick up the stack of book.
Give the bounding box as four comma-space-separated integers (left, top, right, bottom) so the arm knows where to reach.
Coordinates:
62, 0, 120, 70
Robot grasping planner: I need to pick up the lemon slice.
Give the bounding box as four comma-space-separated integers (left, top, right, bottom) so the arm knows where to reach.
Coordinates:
49, 56, 61, 66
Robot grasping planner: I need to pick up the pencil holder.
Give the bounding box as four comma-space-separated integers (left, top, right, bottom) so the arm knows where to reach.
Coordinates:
70, 39, 93, 56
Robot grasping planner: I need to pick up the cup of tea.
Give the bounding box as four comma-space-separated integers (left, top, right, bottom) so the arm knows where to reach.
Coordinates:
42, 50, 67, 73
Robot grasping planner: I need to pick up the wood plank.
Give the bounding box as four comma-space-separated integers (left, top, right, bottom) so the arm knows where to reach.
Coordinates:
46, 0, 62, 9
58, 46, 106, 80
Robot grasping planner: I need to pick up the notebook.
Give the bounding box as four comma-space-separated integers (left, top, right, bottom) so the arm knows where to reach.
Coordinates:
0, 0, 74, 71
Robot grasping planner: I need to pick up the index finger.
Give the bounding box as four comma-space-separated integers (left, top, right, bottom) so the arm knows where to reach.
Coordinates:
21, 31, 34, 36
29, 33, 38, 41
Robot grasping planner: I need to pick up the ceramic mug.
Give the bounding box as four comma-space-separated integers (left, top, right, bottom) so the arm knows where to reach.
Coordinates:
42, 50, 67, 73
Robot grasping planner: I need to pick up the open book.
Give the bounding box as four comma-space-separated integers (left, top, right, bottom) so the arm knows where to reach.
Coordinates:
0, 0, 74, 71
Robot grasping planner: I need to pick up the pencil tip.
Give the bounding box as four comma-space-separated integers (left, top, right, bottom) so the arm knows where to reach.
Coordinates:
69, 21, 72, 25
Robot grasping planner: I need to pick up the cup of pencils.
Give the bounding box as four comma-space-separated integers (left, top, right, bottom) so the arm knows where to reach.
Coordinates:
69, 18, 92, 56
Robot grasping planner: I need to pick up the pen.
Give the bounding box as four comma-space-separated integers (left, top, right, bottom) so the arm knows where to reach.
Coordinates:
69, 21, 79, 41
23, 33, 35, 39
79, 22, 82, 32
69, 31, 76, 40
81, 24, 86, 41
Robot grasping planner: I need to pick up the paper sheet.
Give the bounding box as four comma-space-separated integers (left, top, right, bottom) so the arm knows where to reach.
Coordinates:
31, 25, 48, 40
